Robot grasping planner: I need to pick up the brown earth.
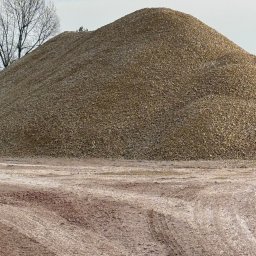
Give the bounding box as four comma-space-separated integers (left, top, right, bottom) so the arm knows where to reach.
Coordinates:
0, 8, 256, 160
1, 158, 256, 255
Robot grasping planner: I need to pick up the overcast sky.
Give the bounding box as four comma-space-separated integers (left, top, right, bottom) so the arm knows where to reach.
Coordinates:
52, 0, 256, 54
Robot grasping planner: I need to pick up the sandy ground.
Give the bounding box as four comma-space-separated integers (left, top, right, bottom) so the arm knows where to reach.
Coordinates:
0, 158, 256, 255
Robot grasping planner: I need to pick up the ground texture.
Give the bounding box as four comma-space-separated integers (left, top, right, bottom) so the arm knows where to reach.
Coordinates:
0, 158, 256, 255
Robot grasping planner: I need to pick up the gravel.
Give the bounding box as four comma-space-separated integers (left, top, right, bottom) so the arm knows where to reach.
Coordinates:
0, 8, 255, 160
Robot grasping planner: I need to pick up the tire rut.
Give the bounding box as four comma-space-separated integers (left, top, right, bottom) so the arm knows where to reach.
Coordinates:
148, 210, 186, 256
193, 187, 234, 256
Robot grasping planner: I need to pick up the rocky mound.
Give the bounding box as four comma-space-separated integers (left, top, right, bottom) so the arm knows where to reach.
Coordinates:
0, 8, 256, 160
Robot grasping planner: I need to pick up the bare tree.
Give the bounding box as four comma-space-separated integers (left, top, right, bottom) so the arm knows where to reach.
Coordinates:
0, 1, 16, 68
0, 0, 59, 68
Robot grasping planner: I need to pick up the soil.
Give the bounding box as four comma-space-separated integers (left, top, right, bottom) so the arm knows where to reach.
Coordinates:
0, 157, 256, 255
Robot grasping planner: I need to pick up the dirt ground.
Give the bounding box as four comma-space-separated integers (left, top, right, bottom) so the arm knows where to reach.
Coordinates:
0, 158, 256, 255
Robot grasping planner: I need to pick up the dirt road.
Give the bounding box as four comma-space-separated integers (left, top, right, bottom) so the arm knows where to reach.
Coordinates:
0, 158, 256, 255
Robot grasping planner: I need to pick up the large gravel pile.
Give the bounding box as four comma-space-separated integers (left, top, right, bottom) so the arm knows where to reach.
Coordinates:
0, 8, 255, 160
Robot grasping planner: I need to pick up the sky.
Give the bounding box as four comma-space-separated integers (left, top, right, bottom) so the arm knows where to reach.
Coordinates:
52, 0, 256, 54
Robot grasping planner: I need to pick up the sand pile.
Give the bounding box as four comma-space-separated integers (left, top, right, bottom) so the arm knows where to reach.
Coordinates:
0, 8, 256, 160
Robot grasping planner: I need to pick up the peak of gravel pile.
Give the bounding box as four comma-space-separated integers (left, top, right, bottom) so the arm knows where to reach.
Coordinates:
0, 8, 256, 160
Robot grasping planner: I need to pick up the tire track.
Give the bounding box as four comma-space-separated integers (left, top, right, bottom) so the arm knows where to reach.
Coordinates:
207, 185, 256, 255
149, 208, 211, 256
225, 186, 256, 255
148, 210, 185, 256
193, 186, 236, 256
0, 204, 129, 256
0, 221, 55, 256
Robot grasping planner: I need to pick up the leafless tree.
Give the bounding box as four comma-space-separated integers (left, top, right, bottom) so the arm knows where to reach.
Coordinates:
0, 0, 59, 68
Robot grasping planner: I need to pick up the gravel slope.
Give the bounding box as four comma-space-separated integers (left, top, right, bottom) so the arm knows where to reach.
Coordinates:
0, 8, 256, 160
